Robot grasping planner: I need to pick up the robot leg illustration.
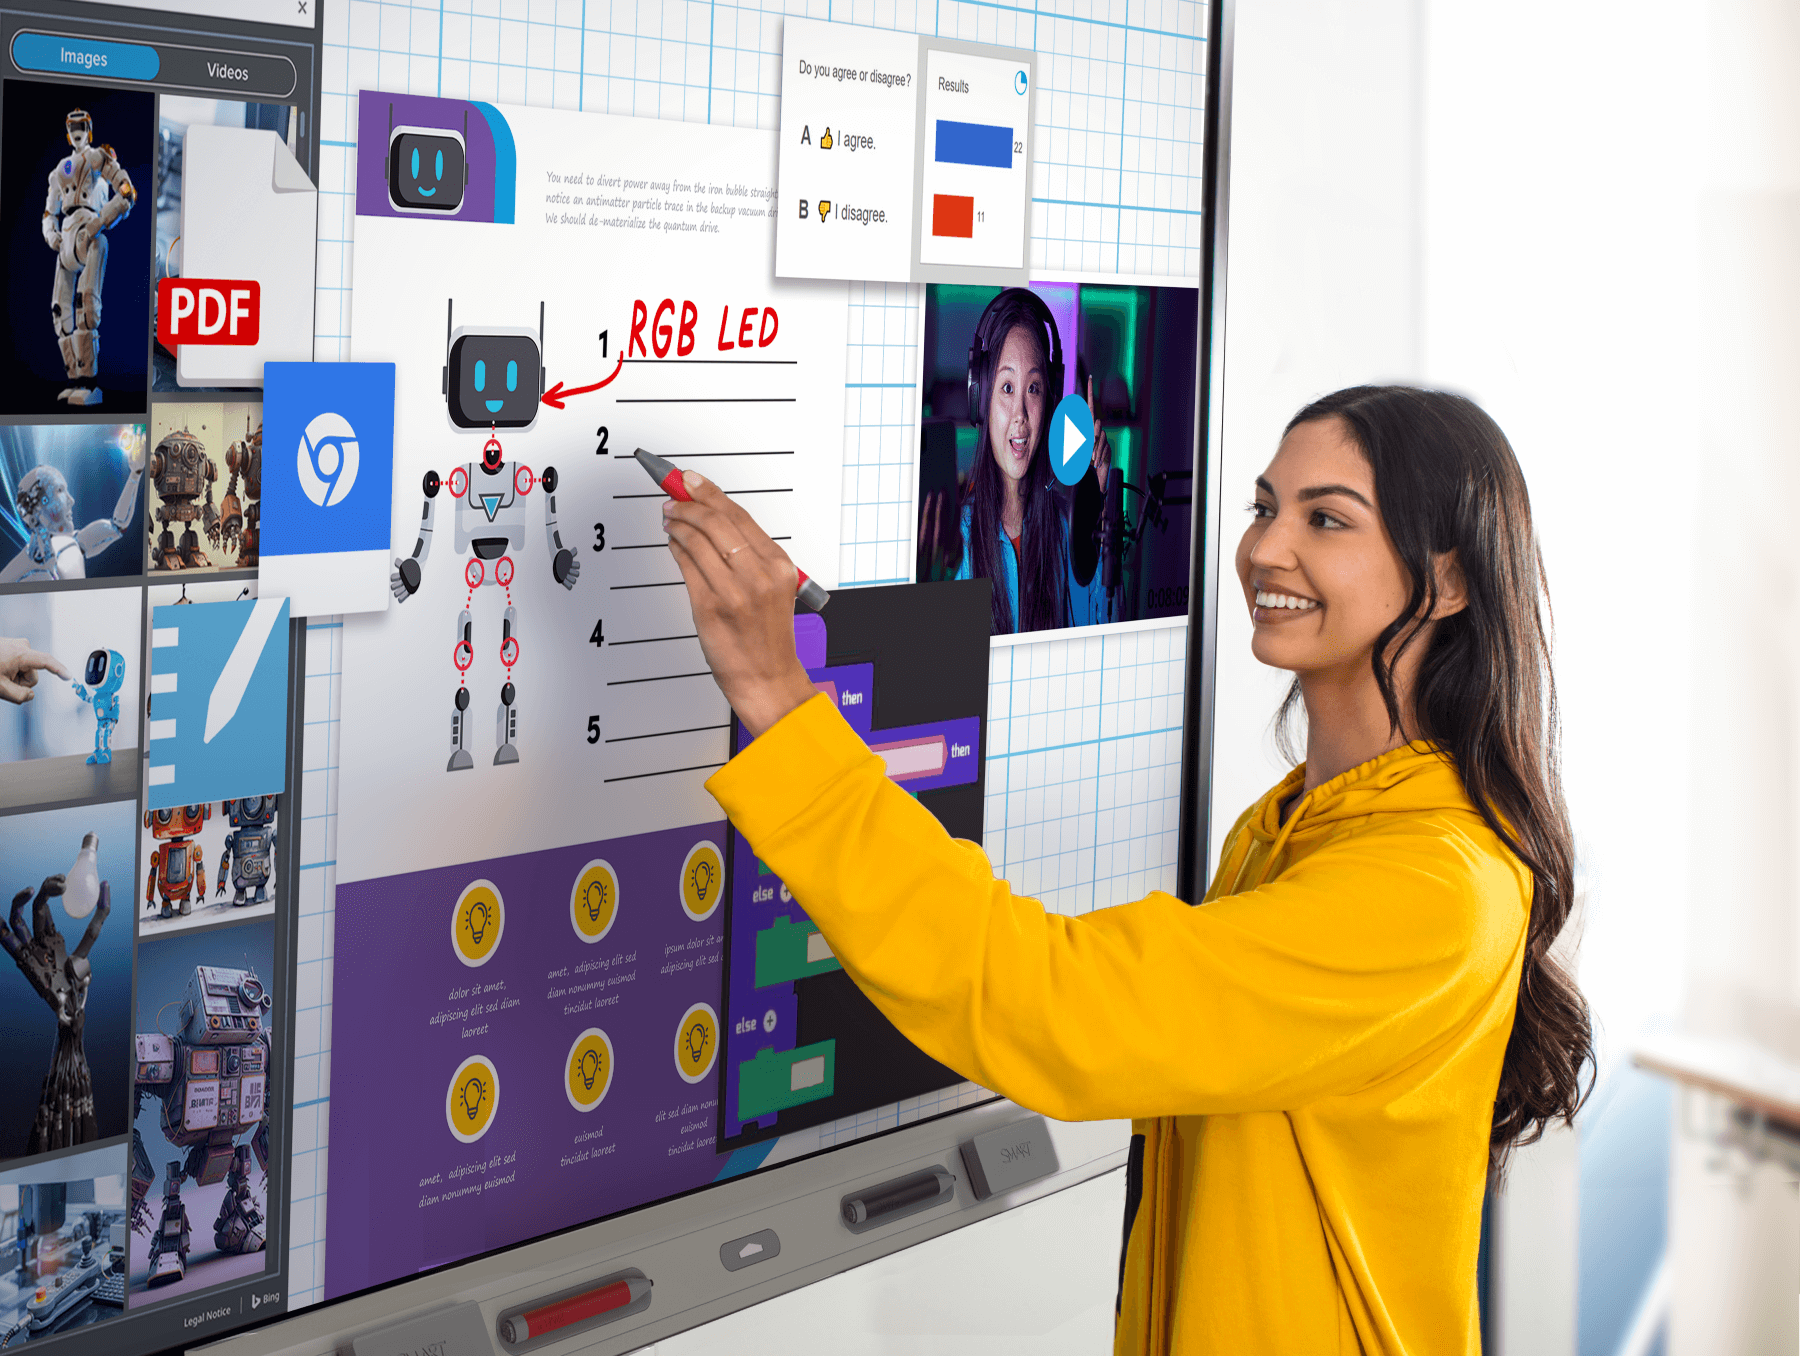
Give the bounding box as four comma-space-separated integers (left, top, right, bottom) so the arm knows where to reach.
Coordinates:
50, 253, 79, 403
449, 604, 475, 772
495, 602, 519, 765
88, 715, 115, 766
212, 1145, 265, 1255
72, 228, 104, 388
144, 1161, 190, 1285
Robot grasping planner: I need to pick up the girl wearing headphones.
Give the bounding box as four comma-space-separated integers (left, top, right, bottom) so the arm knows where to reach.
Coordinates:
662, 385, 1591, 1354
951, 287, 1109, 634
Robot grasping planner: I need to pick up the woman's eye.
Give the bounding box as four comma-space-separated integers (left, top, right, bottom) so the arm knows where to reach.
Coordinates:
1310, 509, 1346, 529
1246, 499, 1273, 519
1001, 380, 1013, 395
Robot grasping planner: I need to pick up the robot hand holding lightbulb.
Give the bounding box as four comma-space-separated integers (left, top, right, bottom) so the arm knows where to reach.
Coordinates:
1, 833, 112, 1154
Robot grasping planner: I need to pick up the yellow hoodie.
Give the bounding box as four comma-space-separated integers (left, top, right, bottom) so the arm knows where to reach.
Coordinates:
706, 694, 1531, 1355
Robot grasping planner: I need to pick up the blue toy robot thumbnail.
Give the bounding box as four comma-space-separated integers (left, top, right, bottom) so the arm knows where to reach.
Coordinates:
216, 795, 277, 907
70, 648, 124, 765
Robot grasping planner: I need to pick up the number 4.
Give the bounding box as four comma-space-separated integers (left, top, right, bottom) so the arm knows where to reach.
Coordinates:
589, 619, 605, 646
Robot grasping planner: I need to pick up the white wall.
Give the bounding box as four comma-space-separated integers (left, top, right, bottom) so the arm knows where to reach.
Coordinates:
1207, 0, 1427, 840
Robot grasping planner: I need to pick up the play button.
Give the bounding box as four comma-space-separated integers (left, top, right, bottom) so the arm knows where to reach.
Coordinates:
1048, 392, 1093, 486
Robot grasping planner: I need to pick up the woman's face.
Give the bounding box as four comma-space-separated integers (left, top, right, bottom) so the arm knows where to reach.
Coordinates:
985, 325, 1047, 483
1234, 416, 1415, 677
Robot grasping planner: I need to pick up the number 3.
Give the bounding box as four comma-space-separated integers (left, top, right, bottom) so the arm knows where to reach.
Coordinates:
593, 523, 607, 551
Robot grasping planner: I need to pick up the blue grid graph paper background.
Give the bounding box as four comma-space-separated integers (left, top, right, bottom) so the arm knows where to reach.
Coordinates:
289, 0, 1204, 1304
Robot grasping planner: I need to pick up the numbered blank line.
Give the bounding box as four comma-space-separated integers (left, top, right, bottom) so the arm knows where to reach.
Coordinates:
611, 489, 794, 499
604, 723, 731, 743
602, 762, 726, 783
608, 633, 698, 646
615, 397, 797, 404
606, 671, 712, 686
610, 580, 684, 590
611, 450, 795, 457
614, 536, 787, 550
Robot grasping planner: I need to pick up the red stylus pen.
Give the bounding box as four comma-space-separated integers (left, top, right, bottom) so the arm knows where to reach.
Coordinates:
636, 447, 830, 612
498, 1276, 651, 1344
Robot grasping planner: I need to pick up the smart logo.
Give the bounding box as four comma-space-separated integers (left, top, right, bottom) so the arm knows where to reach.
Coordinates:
296, 413, 360, 507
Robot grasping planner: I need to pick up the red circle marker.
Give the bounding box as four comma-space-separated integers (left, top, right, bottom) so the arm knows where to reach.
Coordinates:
514, 465, 535, 496
465, 558, 485, 590
453, 641, 474, 672
448, 467, 469, 499
495, 556, 515, 587
500, 636, 520, 667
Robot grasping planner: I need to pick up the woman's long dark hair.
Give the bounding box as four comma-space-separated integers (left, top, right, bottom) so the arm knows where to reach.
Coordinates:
1278, 386, 1593, 1176
964, 295, 1069, 634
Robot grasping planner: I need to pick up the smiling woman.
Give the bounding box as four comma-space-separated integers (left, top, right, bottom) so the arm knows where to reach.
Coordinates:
662, 383, 1592, 1355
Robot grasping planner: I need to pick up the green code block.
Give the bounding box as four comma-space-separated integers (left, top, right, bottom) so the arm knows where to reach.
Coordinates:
754, 914, 843, 987
737, 1040, 837, 1119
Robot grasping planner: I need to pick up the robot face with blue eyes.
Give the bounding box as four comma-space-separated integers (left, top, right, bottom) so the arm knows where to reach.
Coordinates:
387, 127, 466, 214
83, 648, 124, 697
444, 328, 542, 431
18, 466, 76, 536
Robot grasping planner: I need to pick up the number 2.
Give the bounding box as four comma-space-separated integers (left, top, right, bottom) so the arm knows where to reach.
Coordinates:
594, 426, 610, 456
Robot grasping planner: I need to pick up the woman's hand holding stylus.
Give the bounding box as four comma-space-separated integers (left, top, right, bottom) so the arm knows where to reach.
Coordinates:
663, 472, 818, 738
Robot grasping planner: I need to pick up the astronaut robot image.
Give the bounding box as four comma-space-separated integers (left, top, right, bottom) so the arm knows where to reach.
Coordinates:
69, 648, 126, 765
1, 835, 112, 1155
390, 301, 580, 770
131, 964, 272, 1288
43, 109, 137, 407
0, 428, 144, 583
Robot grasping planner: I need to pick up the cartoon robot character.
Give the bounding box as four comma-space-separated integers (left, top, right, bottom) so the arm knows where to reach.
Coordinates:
131, 964, 273, 1286
389, 301, 579, 770
213, 412, 261, 569
0, 432, 145, 584
215, 796, 276, 908
148, 424, 220, 570
385, 103, 467, 214
44, 108, 138, 407
144, 805, 209, 919
1, 847, 112, 1155
69, 648, 125, 765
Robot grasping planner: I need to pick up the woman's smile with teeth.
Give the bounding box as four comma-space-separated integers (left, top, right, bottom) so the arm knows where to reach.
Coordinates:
1255, 590, 1319, 611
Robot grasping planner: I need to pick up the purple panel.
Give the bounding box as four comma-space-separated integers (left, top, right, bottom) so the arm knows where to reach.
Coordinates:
356, 90, 501, 223
324, 821, 728, 1299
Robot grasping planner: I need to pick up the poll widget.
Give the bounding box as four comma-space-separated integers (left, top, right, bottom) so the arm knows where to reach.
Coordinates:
776, 18, 1034, 286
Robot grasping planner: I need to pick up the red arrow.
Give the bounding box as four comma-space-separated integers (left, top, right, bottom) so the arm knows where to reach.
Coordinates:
541, 352, 626, 409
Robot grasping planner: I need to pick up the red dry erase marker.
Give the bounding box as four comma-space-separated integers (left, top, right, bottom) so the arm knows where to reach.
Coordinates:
636, 447, 830, 612
498, 1276, 652, 1344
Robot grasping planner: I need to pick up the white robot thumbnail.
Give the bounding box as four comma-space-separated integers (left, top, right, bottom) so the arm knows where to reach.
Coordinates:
0, 430, 145, 584
43, 108, 138, 408
130, 965, 272, 1287
390, 301, 580, 771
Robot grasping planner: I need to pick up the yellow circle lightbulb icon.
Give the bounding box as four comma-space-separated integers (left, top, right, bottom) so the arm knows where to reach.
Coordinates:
445, 1054, 500, 1142
451, 880, 505, 967
673, 1002, 718, 1083
569, 860, 620, 944
679, 841, 723, 922
564, 1028, 614, 1112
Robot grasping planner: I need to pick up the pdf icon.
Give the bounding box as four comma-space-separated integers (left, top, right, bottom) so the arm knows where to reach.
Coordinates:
157, 278, 262, 347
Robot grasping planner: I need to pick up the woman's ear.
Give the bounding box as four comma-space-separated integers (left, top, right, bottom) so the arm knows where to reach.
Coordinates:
1431, 550, 1469, 619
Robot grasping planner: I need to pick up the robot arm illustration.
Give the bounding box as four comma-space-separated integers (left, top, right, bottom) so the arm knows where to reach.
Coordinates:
93, 145, 136, 229
4, 861, 110, 1155
41, 178, 61, 253
74, 436, 145, 561
390, 470, 441, 602
543, 466, 579, 589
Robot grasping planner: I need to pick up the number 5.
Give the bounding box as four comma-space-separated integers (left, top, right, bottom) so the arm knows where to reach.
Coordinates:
586, 716, 601, 744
